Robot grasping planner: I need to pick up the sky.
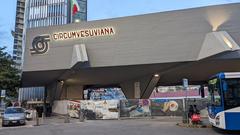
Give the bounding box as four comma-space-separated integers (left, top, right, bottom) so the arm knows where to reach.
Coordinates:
1, 0, 240, 54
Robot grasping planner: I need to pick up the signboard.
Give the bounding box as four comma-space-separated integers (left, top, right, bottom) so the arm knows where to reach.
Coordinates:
182, 78, 188, 89
30, 26, 115, 55
52, 26, 115, 41
30, 35, 50, 55
1, 90, 6, 98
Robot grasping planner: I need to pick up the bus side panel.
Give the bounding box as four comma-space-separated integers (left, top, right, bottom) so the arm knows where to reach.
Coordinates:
225, 112, 240, 130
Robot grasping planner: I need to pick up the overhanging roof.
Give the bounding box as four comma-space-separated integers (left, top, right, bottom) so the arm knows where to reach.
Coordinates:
21, 3, 240, 87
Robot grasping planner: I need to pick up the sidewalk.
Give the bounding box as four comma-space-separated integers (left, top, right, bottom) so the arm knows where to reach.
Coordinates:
36, 116, 184, 125
0, 115, 210, 129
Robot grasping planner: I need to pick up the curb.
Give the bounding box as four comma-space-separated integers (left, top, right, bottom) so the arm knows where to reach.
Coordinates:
0, 125, 34, 130
176, 123, 212, 128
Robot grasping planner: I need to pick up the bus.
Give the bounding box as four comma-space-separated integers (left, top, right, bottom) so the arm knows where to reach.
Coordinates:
207, 72, 240, 130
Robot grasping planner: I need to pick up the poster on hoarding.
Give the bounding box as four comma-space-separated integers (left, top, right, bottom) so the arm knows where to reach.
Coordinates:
68, 100, 119, 120
68, 100, 80, 118
85, 88, 126, 100
150, 99, 183, 116
120, 99, 151, 117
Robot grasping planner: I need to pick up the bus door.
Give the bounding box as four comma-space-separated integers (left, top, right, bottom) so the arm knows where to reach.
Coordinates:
208, 78, 224, 118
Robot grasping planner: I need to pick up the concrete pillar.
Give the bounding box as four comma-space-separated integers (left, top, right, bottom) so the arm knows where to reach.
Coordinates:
120, 81, 135, 99
141, 75, 160, 99
48, 83, 84, 100
46, 82, 56, 106
120, 74, 160, 99
65, 85, 84, 100
43, 86, 47, 117
55, 81, 64, 100
46, 81, 64, 103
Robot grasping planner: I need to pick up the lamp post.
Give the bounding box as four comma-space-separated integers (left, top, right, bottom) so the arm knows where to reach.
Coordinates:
182, 78, 189, 124
0, 90, 6, 108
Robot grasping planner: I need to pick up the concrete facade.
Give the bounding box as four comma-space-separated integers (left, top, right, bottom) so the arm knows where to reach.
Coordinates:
22, 3, 240, 99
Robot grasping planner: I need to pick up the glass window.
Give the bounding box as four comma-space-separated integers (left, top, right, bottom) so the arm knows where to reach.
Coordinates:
79, 2, 86, 13
224, 79, 240, 109
208, 78, 222, 106
5, 108, 24, 114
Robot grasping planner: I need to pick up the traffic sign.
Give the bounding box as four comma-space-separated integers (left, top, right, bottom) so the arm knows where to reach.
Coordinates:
183, 78, 188, 89
1, 90, 6, 98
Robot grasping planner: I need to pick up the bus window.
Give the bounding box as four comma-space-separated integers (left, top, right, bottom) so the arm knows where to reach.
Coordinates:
224, 79, 240, 110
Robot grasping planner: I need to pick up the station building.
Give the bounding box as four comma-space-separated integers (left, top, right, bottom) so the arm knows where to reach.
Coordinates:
21, 3, 240, 104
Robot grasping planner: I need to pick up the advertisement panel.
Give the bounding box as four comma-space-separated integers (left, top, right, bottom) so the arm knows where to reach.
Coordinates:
68, 100, 81, 118
66, 99, 208, 119
150, 99, 183, 116
120, 99, 151, 117
69, 100, 119, 120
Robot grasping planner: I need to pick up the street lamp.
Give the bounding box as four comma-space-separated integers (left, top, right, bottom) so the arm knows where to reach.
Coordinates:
154, 74, 159, 77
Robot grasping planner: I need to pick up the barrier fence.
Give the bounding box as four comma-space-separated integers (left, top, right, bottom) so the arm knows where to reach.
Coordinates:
59, 98, 209, 120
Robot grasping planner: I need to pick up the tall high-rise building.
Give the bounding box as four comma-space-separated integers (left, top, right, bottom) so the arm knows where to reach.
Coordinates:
12, 0, 26, 70
14, 0, 87, 102
25, 0, 87, 29
72, 0, 87, 22
12, 0, 87, 70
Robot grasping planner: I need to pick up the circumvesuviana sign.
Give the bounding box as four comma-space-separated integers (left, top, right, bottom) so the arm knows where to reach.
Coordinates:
52, 26, 115, 41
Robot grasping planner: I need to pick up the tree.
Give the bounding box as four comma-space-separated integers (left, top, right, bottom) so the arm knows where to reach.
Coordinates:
0, 46, 20, 98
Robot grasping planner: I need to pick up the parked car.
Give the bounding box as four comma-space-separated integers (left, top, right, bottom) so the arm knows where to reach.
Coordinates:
1, 107, 26, 126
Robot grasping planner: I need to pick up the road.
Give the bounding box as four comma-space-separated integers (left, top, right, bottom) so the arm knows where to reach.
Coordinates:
0, 119, 235, 135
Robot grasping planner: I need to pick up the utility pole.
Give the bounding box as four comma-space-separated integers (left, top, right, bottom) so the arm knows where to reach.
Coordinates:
182, 78, 189, 124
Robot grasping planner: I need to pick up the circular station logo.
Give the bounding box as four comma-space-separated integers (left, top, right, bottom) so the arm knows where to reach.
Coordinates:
30, 35, 50, 55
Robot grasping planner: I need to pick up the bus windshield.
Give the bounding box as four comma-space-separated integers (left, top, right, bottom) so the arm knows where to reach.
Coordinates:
224, 79, 240, 110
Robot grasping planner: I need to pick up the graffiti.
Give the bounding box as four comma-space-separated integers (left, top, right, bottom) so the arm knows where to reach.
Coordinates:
120, 99, 151, 117
150, 99, 183, 116
163, 100, 179, 112
68, 100, 80, 118
80, 100, 119, 120
80, 101, 96, 119
66, 98, 208, 119
84, 88, 126, 100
